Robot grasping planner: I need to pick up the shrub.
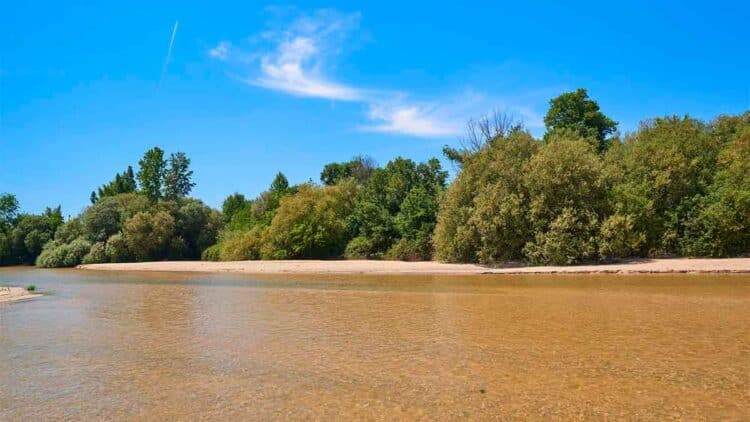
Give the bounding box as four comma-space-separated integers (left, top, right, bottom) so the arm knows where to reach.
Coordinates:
344, 236, 377, 259
201, 244, 222, 261
26, 285, 36, 292
123, 211, 175, 261
598, 214, 647, 259
167, 236, 188, 260
220, 228, 265, 260
105, 233, 131, 262
82, 242, 108, 264
262, 182, 356, 259
523, 208, 599, 265
36, 237, 92, 268
386, 237, 432, 261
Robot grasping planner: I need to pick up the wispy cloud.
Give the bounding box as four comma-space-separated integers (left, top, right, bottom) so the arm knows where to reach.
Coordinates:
363, 103, 461, 137
209, 41, 231, 61
209, 9, 544, 138
159, 20, 179, 88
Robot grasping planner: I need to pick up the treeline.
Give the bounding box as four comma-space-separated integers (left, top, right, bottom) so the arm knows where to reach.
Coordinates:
206, 155, 447, 261
0, 147, 222, 267
437, 90, 750, 263
1, 89, 747, 267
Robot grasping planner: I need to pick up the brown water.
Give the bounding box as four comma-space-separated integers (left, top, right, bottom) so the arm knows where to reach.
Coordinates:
0, 268, 748, 420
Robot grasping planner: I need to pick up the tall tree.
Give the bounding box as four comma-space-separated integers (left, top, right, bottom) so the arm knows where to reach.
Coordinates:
163, 152, 195, 200
269, 172, 289, 195
137, 147, 167, 201
0, 193, 19, 229
320, 155, 376, 186
544, 88, 617, 152
91, 165, 138, 203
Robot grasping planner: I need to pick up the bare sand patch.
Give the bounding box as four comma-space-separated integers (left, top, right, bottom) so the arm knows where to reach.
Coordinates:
0, 286, 41, 303
78, 257, 750, 275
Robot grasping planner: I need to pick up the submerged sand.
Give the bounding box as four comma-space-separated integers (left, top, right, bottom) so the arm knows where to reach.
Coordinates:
0, 286, 41, 303
78, 257, 750, 275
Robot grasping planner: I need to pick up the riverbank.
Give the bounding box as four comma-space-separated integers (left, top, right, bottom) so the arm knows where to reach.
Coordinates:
77, 257, 750, 275
0, 286, 41, 303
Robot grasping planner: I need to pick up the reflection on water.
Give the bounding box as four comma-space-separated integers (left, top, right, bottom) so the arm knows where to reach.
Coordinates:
1, 267, 748, 420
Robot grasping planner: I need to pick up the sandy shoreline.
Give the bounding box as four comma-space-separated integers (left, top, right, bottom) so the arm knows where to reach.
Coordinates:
0, 286, 41, 303
77, 257, 750, 275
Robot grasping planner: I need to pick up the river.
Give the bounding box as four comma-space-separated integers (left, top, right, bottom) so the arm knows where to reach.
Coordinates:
1, 267, 748, 420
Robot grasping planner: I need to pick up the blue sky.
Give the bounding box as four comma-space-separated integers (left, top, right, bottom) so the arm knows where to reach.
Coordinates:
2, 1, 748, 216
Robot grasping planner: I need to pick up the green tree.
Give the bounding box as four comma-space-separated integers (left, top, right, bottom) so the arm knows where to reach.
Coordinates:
320, 155, 376, 185
435, 130, 538, 263
544, 88, 617, 152
91, 166, 137, 203
137, 147, 166, 201
221, 193, 247, 220
347, 157, 447, 260
269, 172, 290, 195
0, 193, 19, 229
163, 152, 195, 200
123, 211, 175, 261
262, 181, 358, 259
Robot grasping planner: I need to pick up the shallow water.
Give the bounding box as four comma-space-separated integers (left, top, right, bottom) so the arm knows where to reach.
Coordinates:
1, 267, 748, 420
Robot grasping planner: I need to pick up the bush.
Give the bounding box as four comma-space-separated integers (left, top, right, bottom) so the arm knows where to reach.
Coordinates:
344, 236, 377, 259
201, 244, 222, 261
523, 208, 599, 265
262, 182, 356, 259
598, 214, 646, 259
220, 227, 265, 260
82, 242, 108, 264
26, 285, 36, 292
386, 237, 432, 261
105, 233, 131, 262
123, 211, 175, 261
435, 131, 538, 263
36, 237, 92, 268
167, 236, 188, 260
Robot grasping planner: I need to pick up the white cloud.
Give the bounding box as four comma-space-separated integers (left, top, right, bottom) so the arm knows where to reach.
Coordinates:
362, 102, 462, 137
209, 9, 545, 138
209, 41, 231, 61
251, 35, 362, 100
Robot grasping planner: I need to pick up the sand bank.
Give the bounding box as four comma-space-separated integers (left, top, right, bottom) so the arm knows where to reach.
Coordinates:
0, 286, 41, 303
78, 257, 750, 275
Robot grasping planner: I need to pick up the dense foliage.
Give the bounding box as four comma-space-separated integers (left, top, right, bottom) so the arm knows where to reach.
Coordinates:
209, 156, 447, 261
435, 91, 749, 264
28, 148, 221, 268
0, 193, 64, 265
2, 89, 748, 267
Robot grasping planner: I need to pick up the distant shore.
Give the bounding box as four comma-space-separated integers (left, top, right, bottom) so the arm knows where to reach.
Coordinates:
77, 257, 750, 275
0, 286, 41, 303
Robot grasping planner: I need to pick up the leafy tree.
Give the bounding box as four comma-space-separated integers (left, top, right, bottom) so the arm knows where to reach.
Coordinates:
0, 193, 19, 228
123, 211, 175, 261
222, 193, 247, 220
8, 207, 63, 264
606, 116, 718, 254
137, 147, 167, 201
320, 155, 376, 185
91, 166, 137, 203
82, 197, 123, 242
262, 181, 357, 259
348, 157, 447, 259
544, 88, 617, 152
435, 130, 538, 263
36, 237, 92, 268
163, 152, 195, 200
269, 172, 290, 195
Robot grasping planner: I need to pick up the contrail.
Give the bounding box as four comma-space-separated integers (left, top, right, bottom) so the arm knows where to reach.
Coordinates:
159, 20, 179, 88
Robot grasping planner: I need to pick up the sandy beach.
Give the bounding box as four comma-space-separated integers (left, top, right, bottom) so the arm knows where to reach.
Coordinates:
0, 286, 41, 303
77, 257, 750, 275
